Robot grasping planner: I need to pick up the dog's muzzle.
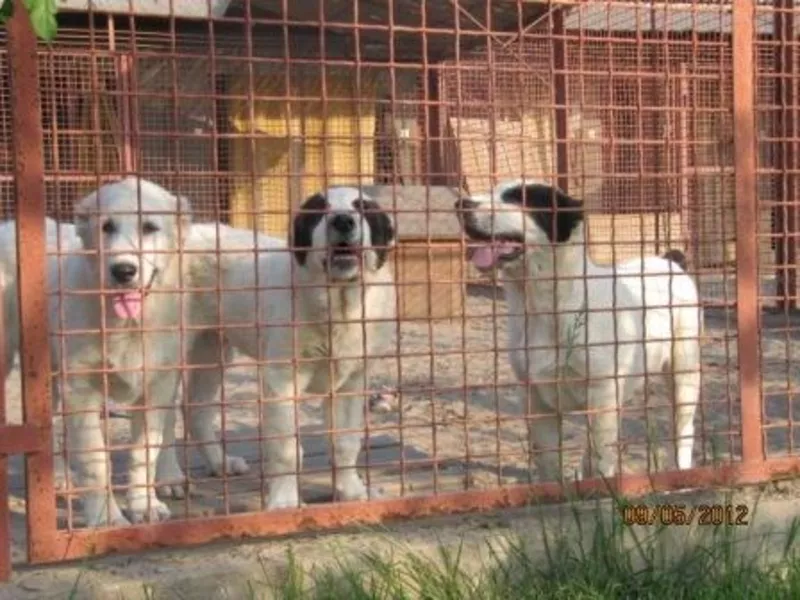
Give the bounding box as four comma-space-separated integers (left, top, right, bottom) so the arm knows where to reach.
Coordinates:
106, 264, 160, 322
328, 241, 361, 272
454, 201, 524, 272
466, 239, 524, 272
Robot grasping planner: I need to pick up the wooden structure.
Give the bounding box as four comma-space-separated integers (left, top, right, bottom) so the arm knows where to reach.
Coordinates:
362, 185, 468, 322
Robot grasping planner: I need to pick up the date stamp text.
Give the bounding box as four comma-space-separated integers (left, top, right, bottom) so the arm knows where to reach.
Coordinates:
620, 503, 750, 526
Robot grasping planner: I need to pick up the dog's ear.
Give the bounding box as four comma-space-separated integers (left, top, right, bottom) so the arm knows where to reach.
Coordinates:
175, 194, 194, 243
501, 183, 584, 243
354, 198, 395, 269
292, 192, 329, 266
73, 191, 97, 248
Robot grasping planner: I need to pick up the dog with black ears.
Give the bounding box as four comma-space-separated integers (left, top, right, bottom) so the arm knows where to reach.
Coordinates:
184, 186, 397, 509
455, 179, 702, 482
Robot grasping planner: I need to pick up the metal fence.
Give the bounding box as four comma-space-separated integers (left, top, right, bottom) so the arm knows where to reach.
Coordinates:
0, 0, 798, 580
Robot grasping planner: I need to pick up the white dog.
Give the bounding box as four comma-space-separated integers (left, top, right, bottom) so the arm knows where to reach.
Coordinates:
455, 180, 702, 481
43, 177, 198, 527
179, 220, 287, 478
0, 213, 221, 504
51, 179, 292, 525
185, 187, 396, 509
0, 217, 80, 494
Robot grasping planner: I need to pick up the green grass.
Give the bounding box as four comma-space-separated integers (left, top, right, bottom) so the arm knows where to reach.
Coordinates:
59, 489, 800, 599
252, 496, 800, 600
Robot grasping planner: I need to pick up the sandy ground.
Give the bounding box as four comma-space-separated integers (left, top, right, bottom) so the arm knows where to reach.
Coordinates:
3, 279, 800, 593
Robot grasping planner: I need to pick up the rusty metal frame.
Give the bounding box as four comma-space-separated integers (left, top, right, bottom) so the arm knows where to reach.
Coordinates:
22, 457, 800, 563
0, 266, 7, 581
733, 0, 764, 466
3, 0, 56, 580
552, 8, 570, 193
1, 0, 798, 579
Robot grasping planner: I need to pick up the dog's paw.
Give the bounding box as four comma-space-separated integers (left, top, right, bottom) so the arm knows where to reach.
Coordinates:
266, 476, 301, 510
86, 514, 132, 529
210, 455, 250, 477
54, 467, 72, 493
128, 497, 172, 524
80, 495, 130, 528
83, 507, 131, 529
334, 478, 382, 502
266, 496, 304, 510
156, 481, 195, 500
53, 456, 73, 494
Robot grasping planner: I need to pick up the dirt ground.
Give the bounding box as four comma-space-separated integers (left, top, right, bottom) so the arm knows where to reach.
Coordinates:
4, 279, 800, 596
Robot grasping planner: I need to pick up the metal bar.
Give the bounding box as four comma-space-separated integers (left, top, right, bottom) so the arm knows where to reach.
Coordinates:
0, 274, 9, 581
0, 455, 7, 582
773, 0, 796, 311
32, 456, 800, 564
7, 0, 57, 564
0, 425, 48, 455
553, 8, 570, 192
732, 0, 763, 465
426, 68, 446, 185
118, 54, 135, 173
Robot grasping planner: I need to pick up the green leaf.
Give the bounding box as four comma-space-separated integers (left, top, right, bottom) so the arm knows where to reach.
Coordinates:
0, 0, 14, 24
0, 0, 60, 41
25, 0, 58, 42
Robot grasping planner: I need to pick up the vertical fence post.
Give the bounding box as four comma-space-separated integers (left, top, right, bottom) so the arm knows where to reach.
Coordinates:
0, 279, 8, 581
732, 0, 763, 467
552, 8, 569, 194
7, 0, 57, 563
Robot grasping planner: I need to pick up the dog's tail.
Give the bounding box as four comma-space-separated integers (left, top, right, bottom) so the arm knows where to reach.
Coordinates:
661, 249, 688, 272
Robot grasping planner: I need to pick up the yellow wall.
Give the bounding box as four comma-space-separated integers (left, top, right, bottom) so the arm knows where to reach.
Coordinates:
227, 67, 379, 237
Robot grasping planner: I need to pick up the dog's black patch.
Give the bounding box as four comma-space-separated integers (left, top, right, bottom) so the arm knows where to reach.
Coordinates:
292, 193, 329, 266
662, 249, 688, 272
500, 183, 584, 243
354, 199, 394, 269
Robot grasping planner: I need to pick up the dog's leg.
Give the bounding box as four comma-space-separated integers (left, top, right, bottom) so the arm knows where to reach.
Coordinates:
581, 381, 623, 480
64, 389, 129, 527
155, 392, 193, 500
184, 331, 249, 477
328, 372, 380, 502
527, 384, 573, 482
669, 339, 701, 470
262, 365, 312, 510
126, 375, 176, 524
50, 378, 72, 492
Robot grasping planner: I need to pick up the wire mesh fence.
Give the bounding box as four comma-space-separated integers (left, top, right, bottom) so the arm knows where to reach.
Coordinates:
0, 0, 795, 575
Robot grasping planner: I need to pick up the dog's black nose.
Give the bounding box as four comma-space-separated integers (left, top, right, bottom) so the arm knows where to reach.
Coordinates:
455, 197, 479, 211
110, 262, 138, 284
330, 213, 356, 234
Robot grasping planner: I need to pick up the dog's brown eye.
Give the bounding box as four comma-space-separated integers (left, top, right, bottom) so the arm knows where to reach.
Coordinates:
142, 221, 160, 235
101, 219, 117, 235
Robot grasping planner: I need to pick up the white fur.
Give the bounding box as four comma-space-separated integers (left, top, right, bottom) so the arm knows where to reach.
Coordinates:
179, 221, 287, 478
458, 180, 702, 481
1, 181, 393, 522
0, 215, 209, 504
185, 187, 396, 509
41, 177, 196, 526
0, 218, 80, 494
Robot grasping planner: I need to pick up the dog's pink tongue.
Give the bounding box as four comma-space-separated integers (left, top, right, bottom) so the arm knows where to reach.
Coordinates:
470, 241, 521, 269
111, 292, 143, 320
470, 246, 497, 269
